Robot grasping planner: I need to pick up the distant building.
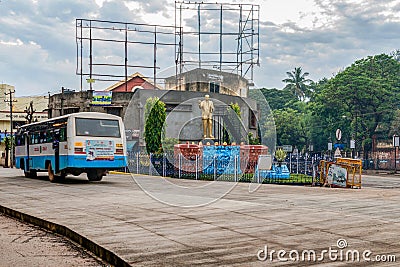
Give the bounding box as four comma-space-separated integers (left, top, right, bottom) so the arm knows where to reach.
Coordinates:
165, 68, 249, 97
0, 84, 48, 166
0, 84, 48, 132
105, 72, 162, 92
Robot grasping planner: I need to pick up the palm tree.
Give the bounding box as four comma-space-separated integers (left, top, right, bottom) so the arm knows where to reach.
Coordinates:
282, 67, 312, 101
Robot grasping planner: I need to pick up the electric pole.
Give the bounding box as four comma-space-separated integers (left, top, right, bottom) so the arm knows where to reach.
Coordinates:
24, 100, 36, 124
61, 87, 65, 116
4, 89, 17, 168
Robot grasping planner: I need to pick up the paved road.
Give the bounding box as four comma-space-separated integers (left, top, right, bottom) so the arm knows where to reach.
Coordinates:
0, 213, 105, 266
0, 168, 399, 266
362, 174, 400, 189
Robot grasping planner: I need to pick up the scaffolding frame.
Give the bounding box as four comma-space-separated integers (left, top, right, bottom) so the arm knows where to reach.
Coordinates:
76, 1, 260, 92
76, 19, 181, 91
175, 1, 260, 83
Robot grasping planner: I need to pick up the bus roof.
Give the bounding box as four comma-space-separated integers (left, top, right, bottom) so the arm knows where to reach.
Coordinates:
19, 112, 122, 129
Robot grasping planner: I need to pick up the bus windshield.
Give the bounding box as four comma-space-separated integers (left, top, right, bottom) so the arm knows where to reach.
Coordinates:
75, 118, 121, 138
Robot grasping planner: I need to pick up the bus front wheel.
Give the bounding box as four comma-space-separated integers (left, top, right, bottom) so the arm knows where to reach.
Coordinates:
87, 170, 103, 181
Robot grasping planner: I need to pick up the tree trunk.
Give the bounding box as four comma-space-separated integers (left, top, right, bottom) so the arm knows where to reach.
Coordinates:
4, 148, 9, 168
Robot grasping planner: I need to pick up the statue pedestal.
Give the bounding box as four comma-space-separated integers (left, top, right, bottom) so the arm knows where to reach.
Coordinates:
200, 138, 220, 146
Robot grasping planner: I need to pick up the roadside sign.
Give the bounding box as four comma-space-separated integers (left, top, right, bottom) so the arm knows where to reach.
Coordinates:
282, 145, 293, 152
393, 135, 400, 147
328, 142, 333, 151
334, 147, 342, 158
350, 139, 355, 149
336, 128, 342, 141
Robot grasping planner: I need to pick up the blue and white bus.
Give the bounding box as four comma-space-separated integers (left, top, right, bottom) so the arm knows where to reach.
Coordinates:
15, 112, 127, 182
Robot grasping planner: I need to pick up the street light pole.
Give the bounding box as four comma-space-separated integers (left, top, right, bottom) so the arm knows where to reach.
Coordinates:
4, 89, 17, 168
393, 135, 399, 173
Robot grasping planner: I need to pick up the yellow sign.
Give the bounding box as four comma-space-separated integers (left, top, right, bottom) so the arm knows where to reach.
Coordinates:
92, 91, 112, 106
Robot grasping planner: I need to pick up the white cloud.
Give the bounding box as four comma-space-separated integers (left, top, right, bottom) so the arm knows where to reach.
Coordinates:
0, 0, 399, 95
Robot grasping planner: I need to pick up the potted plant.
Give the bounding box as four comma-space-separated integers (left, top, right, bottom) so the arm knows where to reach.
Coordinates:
275, 148, 287, 167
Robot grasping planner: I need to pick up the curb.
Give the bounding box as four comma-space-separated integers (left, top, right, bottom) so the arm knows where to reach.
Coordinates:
109, 171, 131, 175
0, 205, 131, 267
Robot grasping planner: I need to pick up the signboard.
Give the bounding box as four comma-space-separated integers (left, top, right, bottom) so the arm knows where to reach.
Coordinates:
282, 145, 293, 153
334, 143, 345, 150
91, 91, 112, 106
393, 135, 400, 147
125, 129, 140, 140
334, 147, 342, 158
207, 73, 223, 82
86, 140, 114, 161
258, 155, 272, 170
350, 139, 355, 149
336, 128, 342, 141
327, 164, 347, 187
328, 142, 333, 151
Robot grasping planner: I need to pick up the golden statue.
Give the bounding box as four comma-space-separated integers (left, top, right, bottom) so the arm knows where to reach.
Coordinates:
198, 95, 214, 138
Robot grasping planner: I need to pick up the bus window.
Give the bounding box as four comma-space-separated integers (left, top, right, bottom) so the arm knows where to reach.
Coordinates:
40, 131, 47, 144
75, 118, 121, 138
60, 128, 67, 142
16, 134, 25, 146
30, 132, 39, 144
46, 130, 53, 143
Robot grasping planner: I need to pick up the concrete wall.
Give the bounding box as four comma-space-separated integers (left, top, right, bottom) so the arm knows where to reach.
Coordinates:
165, 68, 249, 97
49, 89, 258, 148
124, 90, 257, 146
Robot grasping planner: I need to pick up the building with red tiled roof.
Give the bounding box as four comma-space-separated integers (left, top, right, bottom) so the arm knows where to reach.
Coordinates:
104, 72, 162, 92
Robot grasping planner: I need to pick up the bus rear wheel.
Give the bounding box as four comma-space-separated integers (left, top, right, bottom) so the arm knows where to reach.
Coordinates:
24, 170, 37, 178
87, 170, 103, 181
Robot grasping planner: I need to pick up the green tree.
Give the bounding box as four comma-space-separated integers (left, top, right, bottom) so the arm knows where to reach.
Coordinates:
259, 88, 298, 110
282, 67, 313, 101
309, 54, 400, 155
144, 97, 166, 154
271, 108, 308, 149
222, 103, 243, 144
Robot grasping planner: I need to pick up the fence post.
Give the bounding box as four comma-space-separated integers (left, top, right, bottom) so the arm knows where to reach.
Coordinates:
163, 153, 166, 177
135, 153, 138, 174
305, 156, 307, 175
312, 157, 315, 184
195, 155, 198, 180
296, 154, 299, 174
214, 155, 216, 181
179, 153, 181, 179
289, 154, 292, 173
149, 153, 152, 176
234, 155, 237, 182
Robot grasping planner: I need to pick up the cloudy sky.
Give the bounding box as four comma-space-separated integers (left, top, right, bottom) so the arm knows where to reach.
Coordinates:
0, 0, 399, 96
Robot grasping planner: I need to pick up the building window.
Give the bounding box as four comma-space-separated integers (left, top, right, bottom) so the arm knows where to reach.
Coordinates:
210, 82, 220, 93
249, 110, 257, 129
63, 108, 80, 115
106, 107, 122, 117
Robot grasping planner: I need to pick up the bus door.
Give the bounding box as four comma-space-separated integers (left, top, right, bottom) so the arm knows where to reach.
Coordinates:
25, 133, 30, 172
52, 129, 60, 173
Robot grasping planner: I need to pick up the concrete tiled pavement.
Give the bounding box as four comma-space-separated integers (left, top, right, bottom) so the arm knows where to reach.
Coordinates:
0, 168, 399, 266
